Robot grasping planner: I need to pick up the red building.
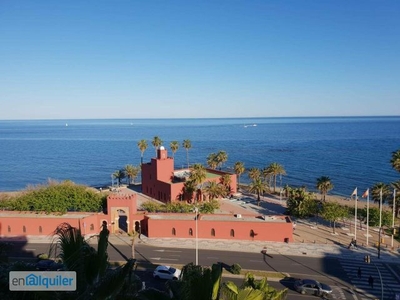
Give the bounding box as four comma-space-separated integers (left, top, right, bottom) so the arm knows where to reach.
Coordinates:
0, 193, 293, 243
141, 147, 237, 203
0, 150, 293, 242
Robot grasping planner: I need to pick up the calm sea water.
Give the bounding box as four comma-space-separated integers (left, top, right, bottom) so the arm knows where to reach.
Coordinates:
0, 117, 399, 196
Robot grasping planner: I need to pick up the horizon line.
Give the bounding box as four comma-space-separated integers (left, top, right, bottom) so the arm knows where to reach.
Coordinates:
1, 115, 400, 122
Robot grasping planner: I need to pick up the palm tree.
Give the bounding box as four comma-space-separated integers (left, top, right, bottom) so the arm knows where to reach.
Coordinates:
371, 182, 391, 207
113, 169, 126, 186
391, 180, 400, 217
152, 136, 163, 156
221, 272, 288, 300
249, 178, 268, 206
207, 153, 218, 169
220, 174, 232, 195
189, 164, 207, 202
391, 149, 400, 172
216, 150, 228, 170
234, 162, 245, 191
137, 139, 148, 165
264, 163, 286, 193
167, 263, 223, 300
183, 139, 192, 168
50, 222, 136, 298
248, 168, 261, 181
124, 164, 140, 184
170, 141, 179, 158
204, 181, 226, 200
316, 176, 334, 201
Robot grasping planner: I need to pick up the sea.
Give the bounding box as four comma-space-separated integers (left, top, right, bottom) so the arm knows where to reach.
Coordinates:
0, 117, 399, 197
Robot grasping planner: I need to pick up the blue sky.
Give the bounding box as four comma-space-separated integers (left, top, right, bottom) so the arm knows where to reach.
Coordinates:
1, 1, 399, 119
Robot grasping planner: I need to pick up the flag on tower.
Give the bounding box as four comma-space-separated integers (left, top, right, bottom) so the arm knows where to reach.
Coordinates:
362, 189, 369, 198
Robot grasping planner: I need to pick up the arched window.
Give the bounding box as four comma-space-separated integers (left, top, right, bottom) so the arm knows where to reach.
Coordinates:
23, 226, 26, 233
211, 228, 216, 236
230, 229, 235, 237
189, 228, 193, 236
250, 230, 255, 238
90, 224, 94, 231
39, 226, 43, 234
172, 228, 176, 236
7, 226, 11, 233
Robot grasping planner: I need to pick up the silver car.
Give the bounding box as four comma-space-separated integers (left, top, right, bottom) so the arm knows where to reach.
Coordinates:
153, 265, 181, 280
294, 279, 332, 297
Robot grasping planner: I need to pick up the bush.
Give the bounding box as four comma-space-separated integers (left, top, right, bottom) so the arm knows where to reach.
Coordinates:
37, 253, 49, 260
230, 263, 241, 274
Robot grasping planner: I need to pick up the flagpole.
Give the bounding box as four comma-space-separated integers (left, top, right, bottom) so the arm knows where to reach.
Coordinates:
378, 189, 382, 259
366, 189, 369, 246
354, 188, 358, 241
392, 189, 396, 248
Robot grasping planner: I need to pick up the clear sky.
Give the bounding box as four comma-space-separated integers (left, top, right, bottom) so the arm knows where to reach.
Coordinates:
1, 1, 399, 119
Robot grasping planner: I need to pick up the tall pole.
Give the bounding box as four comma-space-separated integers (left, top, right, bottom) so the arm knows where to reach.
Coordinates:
392, 189, 396, 248
195, 207, 198, 265
366, 189, 370, 246
378, 189, 382, 259
354, 188, 358, 241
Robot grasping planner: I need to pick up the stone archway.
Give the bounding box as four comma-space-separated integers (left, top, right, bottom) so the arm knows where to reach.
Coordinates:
117, 209, 128, 233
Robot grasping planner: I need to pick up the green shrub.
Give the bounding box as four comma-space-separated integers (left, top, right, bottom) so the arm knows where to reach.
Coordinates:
37, 253, 49, 260
230, 263, 241, 274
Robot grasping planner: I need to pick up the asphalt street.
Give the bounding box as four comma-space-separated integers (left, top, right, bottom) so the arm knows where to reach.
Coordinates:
9, 241, 362, 299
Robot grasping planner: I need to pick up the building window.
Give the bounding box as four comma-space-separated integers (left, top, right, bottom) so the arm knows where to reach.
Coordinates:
211, 228, 215, 236
8, 226, 11, 233
90, 224, 94, 231
250, 230, 255, 238
230, 229, 235, 237
189, 228, 193, 236
23, 226, 26, 233
39, 226, 42, 233
172, 228, 176, 236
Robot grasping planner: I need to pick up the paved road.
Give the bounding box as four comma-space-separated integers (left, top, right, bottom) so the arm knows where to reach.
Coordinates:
9, 242, 360, 299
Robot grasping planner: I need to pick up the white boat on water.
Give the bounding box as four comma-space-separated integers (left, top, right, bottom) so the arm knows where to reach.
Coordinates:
244, 124, 257, 128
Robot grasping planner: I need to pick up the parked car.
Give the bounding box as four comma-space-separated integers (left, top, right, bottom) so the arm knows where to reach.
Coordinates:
294, 279, 332, 297
153, 265, 181, 280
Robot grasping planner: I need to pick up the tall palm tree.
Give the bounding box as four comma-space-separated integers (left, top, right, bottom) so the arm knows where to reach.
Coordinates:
234, 161, 245, 191
249, 178, 268, 206
137, 139, 148, 165
113, 169, 126, 186
216, 150, 228, 170
371, 182, 391, 207
204, 181, 226, 200
183, 139, 192, 168
248, 168, 261, 181
264, 163, 286, 193
189, 164, 207, 202
207, 153, 218, 169
391, 180, 400, 217
391, 149, 400, 172
152, 136, 163, 156
220, 174, 232, 195
170, 141, 179, 158
124, 164, 140, 184
50, 222, 136, 298
316, 176, 334, 201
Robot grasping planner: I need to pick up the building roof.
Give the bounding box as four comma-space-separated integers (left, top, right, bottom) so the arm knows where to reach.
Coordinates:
146, 213, 289, 223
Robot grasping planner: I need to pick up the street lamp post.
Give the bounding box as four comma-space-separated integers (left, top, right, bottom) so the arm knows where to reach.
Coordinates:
194, 207, 199, 265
